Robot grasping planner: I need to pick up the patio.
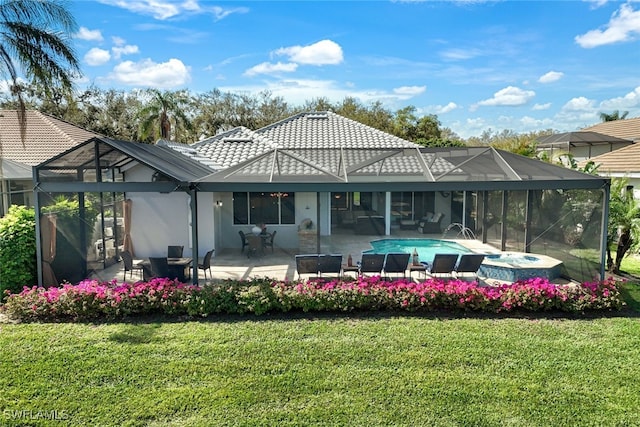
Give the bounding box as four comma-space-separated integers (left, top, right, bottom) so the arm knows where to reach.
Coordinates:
91, 230, 576, 286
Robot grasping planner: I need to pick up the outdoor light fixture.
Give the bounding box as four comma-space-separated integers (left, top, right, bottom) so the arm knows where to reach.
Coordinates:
215, 200, 223, 207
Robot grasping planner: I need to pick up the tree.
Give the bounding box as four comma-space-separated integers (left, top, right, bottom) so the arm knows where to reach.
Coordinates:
607, 178, 640, 273
136, 89, 193, 143
0, 0, 81, 138
599, 110, 628, 122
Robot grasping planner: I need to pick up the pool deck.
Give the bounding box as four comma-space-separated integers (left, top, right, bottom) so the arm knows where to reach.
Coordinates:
89, 233, 573, 286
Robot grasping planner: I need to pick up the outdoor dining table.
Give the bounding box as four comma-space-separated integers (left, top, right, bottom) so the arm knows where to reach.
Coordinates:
139, 257, 192, 282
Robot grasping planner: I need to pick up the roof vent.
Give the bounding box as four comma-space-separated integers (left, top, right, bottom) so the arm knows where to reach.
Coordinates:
307, 112, 328, 120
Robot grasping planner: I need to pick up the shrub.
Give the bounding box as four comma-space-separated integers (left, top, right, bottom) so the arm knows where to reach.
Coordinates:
1, 276, 625, 323
0, 206, 37, 298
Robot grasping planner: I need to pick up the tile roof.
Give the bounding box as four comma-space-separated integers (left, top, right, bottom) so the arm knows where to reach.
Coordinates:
174, 111, 420, 172
0, 110, 100, 165
189, 127, 278, 169
580, 143, 640, 174
582, 117, 640, 142
254, 111, 419, 149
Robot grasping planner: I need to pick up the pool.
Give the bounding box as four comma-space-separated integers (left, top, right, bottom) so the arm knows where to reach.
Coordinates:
365, 239, 564, 282
365, 238, 471, 264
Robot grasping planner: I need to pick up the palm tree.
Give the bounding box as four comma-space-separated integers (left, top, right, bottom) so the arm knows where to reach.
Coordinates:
0, 0, 81, 138
599, 110, 629, 122
136, 89, 193, 143
608, 178, 640, 273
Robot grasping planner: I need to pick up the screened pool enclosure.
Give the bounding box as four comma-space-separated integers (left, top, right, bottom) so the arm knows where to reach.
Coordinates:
33, 136, 610, 286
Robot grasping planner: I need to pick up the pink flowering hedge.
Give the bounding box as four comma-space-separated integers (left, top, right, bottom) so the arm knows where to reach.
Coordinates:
0, 276, 625, 322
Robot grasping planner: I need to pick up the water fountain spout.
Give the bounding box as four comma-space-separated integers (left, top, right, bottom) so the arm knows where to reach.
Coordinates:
442, 223, 476, 239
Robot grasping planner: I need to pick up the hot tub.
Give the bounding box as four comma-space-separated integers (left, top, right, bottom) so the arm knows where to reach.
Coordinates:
478, 252, 563, 282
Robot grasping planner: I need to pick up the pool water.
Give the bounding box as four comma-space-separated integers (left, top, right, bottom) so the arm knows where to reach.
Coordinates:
485, 253, 540, 265
365, 238, 471, 264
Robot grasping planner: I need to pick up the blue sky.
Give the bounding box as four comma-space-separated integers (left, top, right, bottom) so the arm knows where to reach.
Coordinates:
69, 0, 640, 139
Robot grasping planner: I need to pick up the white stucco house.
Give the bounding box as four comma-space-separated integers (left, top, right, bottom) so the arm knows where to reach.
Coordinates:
33, 111, 610, 285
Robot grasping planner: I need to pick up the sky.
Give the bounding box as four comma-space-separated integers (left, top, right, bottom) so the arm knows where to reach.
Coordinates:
66, 0, 640, 139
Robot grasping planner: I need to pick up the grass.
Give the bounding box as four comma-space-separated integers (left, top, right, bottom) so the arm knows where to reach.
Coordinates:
2, 312, 640, 426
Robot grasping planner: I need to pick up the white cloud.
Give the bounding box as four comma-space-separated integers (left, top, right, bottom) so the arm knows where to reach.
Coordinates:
274, 40, 343, 65
538, 71, 564, 83
429, 102, 459, 114
109, 58, 190, 88
112, 44, 139, 59
476, 86, 536, 107
393, 85, 426, 96
575, 3, 640, 48
562, 96, 596, 111
220, 78, 420, 107
84, 48, 111, 66
112, 36, 126, 46
76, 27, 103, 42
439, 47, 482, 61
599, 86, 640, 109
244, 62, 298, 77
585, 0, 609, 9
532, 103, 552, 110
98, 0, 247, 21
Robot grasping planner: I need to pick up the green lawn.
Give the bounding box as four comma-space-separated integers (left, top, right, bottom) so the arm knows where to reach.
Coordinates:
2, 312, 640, 426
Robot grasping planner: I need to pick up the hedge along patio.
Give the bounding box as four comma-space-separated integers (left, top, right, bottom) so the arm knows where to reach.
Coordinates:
31, 112, 610, 288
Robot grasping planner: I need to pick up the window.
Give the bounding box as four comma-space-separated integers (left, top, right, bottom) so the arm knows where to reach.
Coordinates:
233, 192, 295, 225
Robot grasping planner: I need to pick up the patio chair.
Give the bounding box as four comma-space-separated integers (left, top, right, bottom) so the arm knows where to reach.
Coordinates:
198, 249, 215, 280
423, 254, 459, 278
318, 254, 343, 278
295, 254, 320, 280
246, 234, 262, 258
121, 250, 143, 280
149, 257, 171, 279
358, 253, 385, 276
263, 230, 277, 253
454, 254, 485, 280
167, 245, 184, 258
238, 230, 248, 253
383, 253, 410, 279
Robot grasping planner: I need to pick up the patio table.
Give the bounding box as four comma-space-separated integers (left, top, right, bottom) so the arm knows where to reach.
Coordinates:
139, 257, 192, 282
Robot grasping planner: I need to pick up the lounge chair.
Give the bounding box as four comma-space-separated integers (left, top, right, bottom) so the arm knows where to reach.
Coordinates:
198, 249, 215, 280
417, 212, 445, 234
423, 254, 459, 278
318, 254, 343, 278
358, 253, 385, 276
383, 253, 410, 279
295, 254, 319, 279
454, 254, 485, 280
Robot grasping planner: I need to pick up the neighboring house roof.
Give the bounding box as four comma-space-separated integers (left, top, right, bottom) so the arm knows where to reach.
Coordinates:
536, 131, 633, 147
582, 117, 640, 142
0, 110, 100, 165
254, 111, 418, 149
580, 143, 640, 175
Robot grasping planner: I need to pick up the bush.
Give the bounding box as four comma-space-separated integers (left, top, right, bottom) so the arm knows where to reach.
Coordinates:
0, 206, 37, 298
0, 276, 625, 322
